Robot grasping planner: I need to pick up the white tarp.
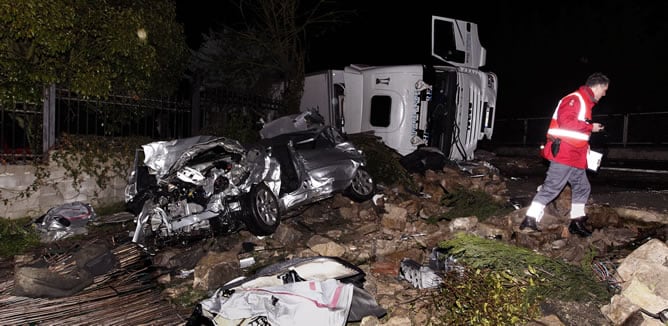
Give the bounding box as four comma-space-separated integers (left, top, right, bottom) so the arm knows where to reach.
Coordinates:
202, 279, 354, 326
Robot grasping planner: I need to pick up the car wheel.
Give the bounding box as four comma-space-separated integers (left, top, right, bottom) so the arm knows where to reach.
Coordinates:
245, 183, 280, 236
346, 167, 375, 202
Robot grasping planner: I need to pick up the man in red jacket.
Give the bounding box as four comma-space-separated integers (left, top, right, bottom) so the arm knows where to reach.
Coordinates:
520, 73, 609, 237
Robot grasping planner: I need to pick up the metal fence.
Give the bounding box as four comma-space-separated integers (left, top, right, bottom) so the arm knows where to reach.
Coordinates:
198, 87, 282, 126
0, 99, 41, 163
200, 88, 282, 113
1, 85, 286, 164
1, 86, 191, 164
54, 88, 190, 139
492, 111, 668, 147
196, 87, 282, 143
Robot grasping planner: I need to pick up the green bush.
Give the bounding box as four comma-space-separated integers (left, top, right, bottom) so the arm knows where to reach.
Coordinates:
346, 132, 416, 190
438, 186, 513, 221
0, 217, 40, 258
431, 268, 541, 325
439, 233, 611, 303
427, 234, 612, 324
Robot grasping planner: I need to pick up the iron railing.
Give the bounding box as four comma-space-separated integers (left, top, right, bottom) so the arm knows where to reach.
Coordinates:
491, 111, 668, 147
1, 87, 191, 164
1, 85, 284, 164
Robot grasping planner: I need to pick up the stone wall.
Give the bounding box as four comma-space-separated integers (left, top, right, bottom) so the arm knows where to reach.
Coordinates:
0, 160, 127, 219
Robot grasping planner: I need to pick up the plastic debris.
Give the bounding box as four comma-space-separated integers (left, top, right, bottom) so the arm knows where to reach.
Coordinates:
398, 258, 443, 289
398, 248, 465, 289
33, 202, 96, 242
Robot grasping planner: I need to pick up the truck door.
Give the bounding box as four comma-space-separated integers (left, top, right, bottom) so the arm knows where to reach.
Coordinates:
431, 16, 487, 69
357, 66, 422, 156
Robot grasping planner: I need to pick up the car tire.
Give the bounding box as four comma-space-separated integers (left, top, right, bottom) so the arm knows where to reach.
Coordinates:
245, 183, 280, 236
346, 167, 375, 202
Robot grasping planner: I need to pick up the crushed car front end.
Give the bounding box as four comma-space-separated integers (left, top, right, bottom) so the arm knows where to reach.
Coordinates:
125, 135, 282, 248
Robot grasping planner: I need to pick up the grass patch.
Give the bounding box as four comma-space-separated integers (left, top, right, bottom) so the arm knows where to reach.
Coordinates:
170, 287, 209, 309
0, 217, 40, 258
437, 186, 513, 221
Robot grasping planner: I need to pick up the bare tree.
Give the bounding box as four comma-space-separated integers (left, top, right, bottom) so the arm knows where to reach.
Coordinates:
189, 0, 352, 114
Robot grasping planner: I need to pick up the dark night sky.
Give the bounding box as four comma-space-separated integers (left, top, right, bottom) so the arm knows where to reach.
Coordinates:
176, 1, 668, 118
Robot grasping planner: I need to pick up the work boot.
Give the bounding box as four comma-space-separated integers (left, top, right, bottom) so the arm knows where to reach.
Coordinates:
568, 216, 592, 237
519, 216, 540, 232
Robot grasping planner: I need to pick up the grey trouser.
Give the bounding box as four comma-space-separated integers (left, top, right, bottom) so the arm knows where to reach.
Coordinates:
533, 161, 590, 205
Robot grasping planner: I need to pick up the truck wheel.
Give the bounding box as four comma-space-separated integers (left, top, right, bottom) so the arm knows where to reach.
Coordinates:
245, 184, 280, 236
346, 168, 375, 202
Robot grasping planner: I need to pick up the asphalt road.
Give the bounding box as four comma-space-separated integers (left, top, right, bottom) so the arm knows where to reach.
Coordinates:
486, 154, 668, 213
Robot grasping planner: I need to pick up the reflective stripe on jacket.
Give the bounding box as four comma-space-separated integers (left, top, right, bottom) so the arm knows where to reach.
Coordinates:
547, 92, 591, 147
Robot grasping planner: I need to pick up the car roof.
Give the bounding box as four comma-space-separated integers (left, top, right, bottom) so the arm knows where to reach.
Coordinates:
260, 127, 326, 146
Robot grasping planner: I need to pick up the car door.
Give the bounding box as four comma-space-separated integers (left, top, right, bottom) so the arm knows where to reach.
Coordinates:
294, 128, 356, 186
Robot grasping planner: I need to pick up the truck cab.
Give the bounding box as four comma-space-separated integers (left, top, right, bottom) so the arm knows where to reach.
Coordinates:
300, 16, 498, 160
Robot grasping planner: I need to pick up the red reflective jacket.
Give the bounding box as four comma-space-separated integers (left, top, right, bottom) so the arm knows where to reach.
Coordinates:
541, 86, 595, 168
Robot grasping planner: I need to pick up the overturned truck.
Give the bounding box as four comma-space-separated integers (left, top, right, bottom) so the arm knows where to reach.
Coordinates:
300, 16, 498, 161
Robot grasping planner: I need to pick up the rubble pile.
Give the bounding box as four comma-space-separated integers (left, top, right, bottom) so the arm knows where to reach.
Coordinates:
153, 160, 666, 325
2, 155, 668, 325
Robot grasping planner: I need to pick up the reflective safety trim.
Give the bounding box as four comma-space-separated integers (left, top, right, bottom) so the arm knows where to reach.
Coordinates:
570, 203, 586, 219
547, 128, 590, 141
572, 93, 586, 121
552, 92, 587, 121
526, 201, 545, 221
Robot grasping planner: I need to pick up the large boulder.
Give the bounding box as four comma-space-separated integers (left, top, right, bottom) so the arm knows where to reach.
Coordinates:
601, 239, 668, 325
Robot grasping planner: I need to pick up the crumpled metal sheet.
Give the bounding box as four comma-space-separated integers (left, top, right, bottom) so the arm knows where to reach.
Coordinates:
34, 202, 96, 242
195, 256, 386, 325
205, 279, 354, 326
259, 110, 325, 139
142, 135, 246, 182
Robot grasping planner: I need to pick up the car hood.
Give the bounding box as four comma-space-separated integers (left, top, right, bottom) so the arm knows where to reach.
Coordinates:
141, 135, 247, 182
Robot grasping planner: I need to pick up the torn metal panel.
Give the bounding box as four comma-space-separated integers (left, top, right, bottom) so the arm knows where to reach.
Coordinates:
33, 202, 96, 242
142, 135, 246, 182
191, 256, 386, 326
398, 258, 444, 289
399, 248, 465, 289
259, 110, 325, 139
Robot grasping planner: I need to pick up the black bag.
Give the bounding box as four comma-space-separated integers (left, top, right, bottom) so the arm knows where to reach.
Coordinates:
551, 138, 561, 157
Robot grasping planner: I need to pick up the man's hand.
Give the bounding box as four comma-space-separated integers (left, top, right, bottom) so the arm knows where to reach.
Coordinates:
592, 123, 605, 132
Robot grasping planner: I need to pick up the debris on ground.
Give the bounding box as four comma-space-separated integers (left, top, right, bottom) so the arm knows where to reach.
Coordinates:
33, 201, 96, 242
13, 241, 117, 298
188, 256, 386, 326
0, 242, 184, 325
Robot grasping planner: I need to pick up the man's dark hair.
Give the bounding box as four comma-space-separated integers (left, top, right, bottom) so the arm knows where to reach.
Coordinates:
585, 72, 610, 87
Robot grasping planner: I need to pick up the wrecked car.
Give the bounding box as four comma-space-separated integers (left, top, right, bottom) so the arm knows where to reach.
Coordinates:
259, 124, 376, 208
125, 124, 375, 250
